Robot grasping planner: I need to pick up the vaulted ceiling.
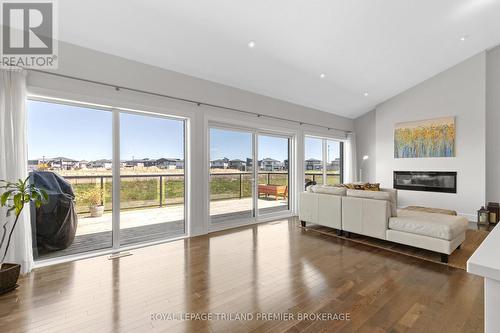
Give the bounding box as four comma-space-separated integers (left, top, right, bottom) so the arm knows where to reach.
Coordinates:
59, 0, 500, 118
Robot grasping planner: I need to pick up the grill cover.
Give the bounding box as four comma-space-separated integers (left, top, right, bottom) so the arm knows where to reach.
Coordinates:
31, 171, 78, 251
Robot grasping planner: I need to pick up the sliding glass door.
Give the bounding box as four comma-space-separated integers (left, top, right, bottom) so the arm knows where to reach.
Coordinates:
27, 98, 187, 261
209, 128, 254, 224
209, 125, 293, 227
257, 135, 290, 215
28, 100, 114, 260
119, 112, 185, 245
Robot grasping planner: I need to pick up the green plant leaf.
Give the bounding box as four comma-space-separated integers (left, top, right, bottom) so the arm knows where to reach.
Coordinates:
13, 193, 23, 216
1, 190, 13, 206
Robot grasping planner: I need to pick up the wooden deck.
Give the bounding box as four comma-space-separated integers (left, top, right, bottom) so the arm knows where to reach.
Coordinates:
2, 218, 484, 332
36, 197, 288, 260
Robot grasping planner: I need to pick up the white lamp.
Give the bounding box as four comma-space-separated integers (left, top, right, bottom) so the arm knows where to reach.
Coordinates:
359, 155, 369, 182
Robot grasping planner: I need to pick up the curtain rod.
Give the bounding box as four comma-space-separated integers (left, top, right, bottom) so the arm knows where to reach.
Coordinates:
27, 68, 351, 134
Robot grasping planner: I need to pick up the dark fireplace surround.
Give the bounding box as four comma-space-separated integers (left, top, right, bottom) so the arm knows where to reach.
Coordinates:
393, 171, 457, 193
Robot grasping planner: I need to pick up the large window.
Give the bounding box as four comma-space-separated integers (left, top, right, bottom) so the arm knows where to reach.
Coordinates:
209, 128, 254, 223
27, 99, 186, 260
258, 134, 290, 215
209, 126, 293, 226
119, 112, 185, 245
304, 136, 343, 187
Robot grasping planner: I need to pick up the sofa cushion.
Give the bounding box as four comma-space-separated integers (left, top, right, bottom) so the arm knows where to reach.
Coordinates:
401, 206, 457, 216
389, 210, 468, 241
309, 185, 346, 196
347, 189, 397, 216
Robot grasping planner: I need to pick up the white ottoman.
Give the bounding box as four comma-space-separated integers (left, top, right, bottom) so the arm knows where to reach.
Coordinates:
387, 209, 469, 263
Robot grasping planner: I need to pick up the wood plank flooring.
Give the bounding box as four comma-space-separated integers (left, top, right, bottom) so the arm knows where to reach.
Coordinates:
0, 218, 483, 332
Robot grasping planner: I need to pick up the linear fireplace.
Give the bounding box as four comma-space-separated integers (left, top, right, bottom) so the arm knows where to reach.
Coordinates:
393, 171, 457, 193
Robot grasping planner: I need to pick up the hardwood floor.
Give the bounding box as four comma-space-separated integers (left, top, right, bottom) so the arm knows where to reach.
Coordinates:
0, 218, 483, 332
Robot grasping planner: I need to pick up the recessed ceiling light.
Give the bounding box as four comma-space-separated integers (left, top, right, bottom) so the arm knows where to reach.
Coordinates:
248, 40, 256, 48
320, 73, 326, 79
364, 92, 369, 97
460, 35, 469, 41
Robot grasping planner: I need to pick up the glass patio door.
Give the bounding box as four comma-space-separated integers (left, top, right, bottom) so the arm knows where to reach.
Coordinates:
119, 112, 186, 246
209, 126, 294, 227
209, 127, 255, 225
257, 134, 291, 216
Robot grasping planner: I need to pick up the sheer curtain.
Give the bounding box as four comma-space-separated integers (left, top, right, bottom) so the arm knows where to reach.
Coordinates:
0, 69, 33, 274
344, 132, 358, 183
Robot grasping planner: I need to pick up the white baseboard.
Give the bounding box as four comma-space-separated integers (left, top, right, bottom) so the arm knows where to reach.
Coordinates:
458, 213, 476, 222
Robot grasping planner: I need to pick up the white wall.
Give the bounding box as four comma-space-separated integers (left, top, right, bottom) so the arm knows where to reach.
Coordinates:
486, 45, 500, 204
27, 41, 353, 238
367, 53, 486, 220
354, 110, 376, 182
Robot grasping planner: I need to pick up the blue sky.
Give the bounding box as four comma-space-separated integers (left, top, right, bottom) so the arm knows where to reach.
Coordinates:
27, 100, 340, 162
27, 100, 184, 161
210, 128, 291, 161
305, 137, 340, 162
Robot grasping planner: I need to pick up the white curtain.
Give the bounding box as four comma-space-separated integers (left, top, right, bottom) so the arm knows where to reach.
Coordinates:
0, 69, 33, 274
344, 132, 358, 183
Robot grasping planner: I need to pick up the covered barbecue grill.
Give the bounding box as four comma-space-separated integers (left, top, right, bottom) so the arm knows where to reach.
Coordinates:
30, 171, 78, 253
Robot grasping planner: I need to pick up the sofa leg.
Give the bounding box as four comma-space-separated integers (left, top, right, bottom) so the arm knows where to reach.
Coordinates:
457, 244, 461, 250
440, 253, 449, 264
336, 229, 343, 236
344, 231, 351, 238
300, 220, 306, 227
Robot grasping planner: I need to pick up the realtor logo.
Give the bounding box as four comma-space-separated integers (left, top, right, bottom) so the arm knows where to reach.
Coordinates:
1, 0, 58, 68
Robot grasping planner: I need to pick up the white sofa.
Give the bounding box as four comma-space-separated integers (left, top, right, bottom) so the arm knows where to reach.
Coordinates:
299, 185, 468, 263
341, 188, 397, 240
299, 187, 343, 234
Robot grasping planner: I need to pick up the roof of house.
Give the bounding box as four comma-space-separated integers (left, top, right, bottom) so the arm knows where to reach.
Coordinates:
48, 157, 78, 162
211, 158, 229, 163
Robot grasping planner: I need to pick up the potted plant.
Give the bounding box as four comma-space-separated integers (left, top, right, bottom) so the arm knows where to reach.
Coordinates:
0, 177, 47, 294
81, 187, 104, 218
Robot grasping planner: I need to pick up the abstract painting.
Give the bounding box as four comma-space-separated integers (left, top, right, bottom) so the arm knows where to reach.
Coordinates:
394, 117, 455, 158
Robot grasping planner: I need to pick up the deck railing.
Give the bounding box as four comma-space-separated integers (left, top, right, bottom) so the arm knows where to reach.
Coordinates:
64, 171, 340, 214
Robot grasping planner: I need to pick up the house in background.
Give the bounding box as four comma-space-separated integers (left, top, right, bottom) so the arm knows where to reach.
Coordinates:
260, 158, 283, 171
229, 159, 247, 171
88, 159, 113, 169
305, 158, 322, 170
28, 157, 79, 170
327, 158, 340, 171
156, 158, 178, 169
175, 159, 184, 169
210, 158, 229, 169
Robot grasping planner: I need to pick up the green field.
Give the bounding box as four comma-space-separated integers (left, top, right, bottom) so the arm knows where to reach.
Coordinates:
70, 172, 339, 214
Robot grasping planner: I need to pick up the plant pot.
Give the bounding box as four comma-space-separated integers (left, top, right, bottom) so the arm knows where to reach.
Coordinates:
0, 263, 20, 295
89, 205, 104, 218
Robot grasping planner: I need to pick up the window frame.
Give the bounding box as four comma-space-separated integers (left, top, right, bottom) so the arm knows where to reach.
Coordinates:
304, 135, 344, 186
27, 95, 189, 263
